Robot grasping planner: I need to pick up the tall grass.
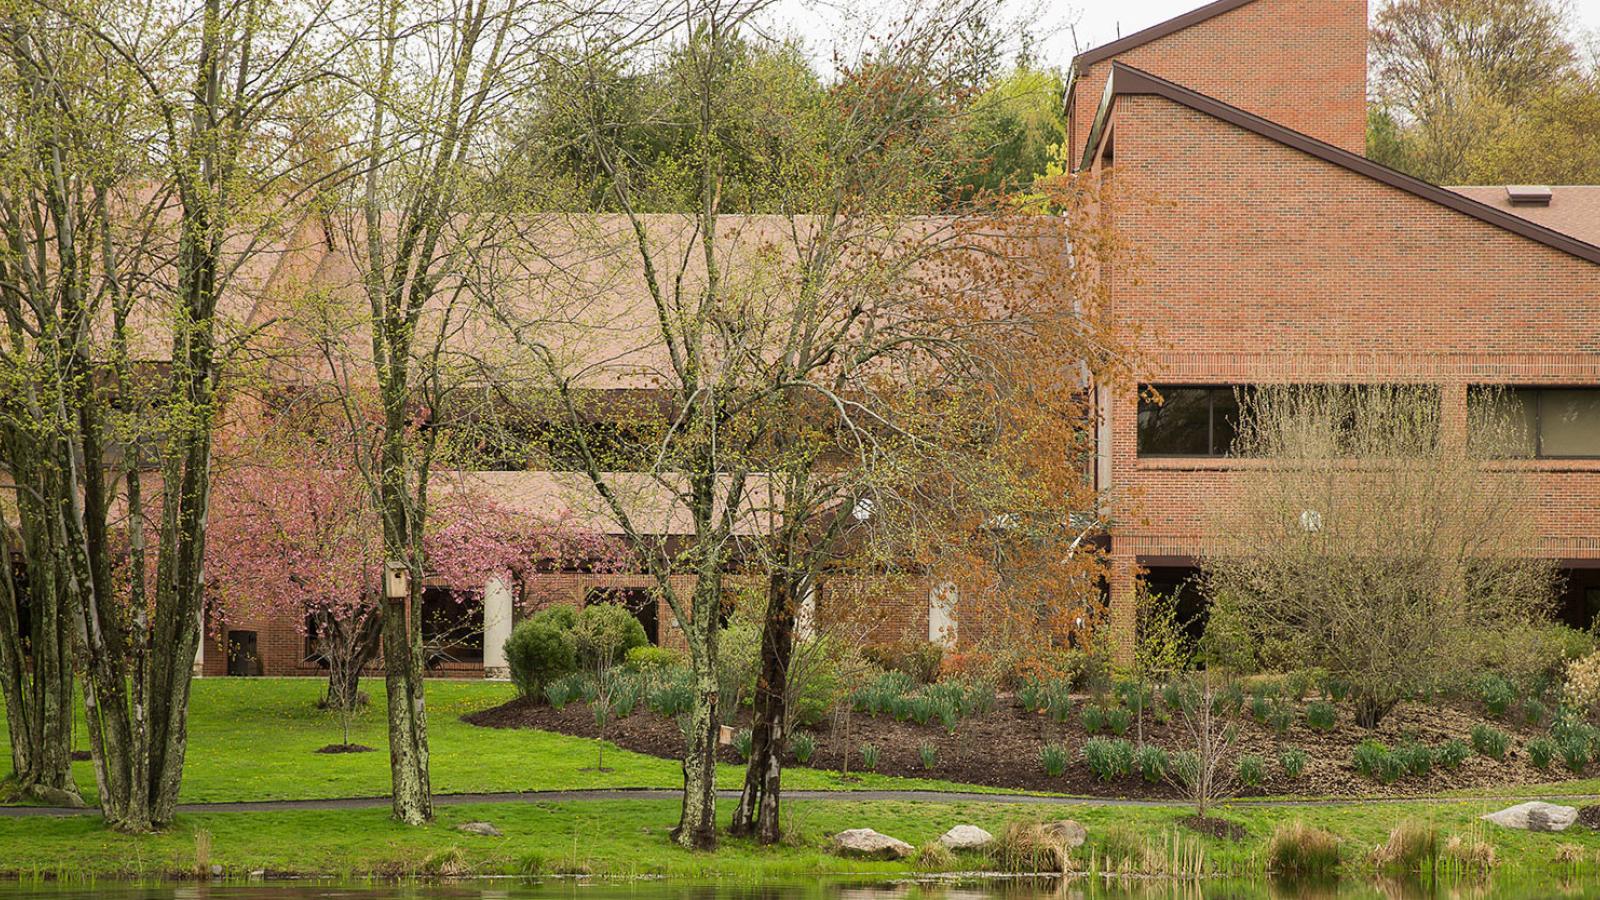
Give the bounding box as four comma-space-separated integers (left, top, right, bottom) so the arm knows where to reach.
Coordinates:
1266, 821, 1340, 877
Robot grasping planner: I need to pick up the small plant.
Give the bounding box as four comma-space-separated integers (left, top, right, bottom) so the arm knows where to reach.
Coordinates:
1082, 737, 1134, 781
1169, 749, 1200, 788
1528, 736, 1557, 770
1279, 747, 1308, 779
1285, 669, 1316, 702
1322, 675, 1351, 702
1471, 724, 1509, 760
1134, 744, 1168, 783
1105, 706, 1133, 736
1436, 738, 1470, 770
1305, 700, 1337, 731
647, 677, 694, 716
1236, 753, 1266, 788
1477, 673, 1518, 717
1114, 680, 1152, 715
1213, 681, 1245, 716
1560, 733, 1589, 774
1268, 704, 1293, 735
1442, 832, 1497, 876
1266, 821, 1340, 877
732, 728, 753, 761
1160, 681, 1185, 712
932, 697, 960, 733
860, 743, 880, 772
1039, 742, 1069, 777
545, 674, 583, 710
1080, 704, 1107, 735
1521, 698, 1549, 728
1396, 741, 1432, 777
1249, 694, 1272, 723
1354, 740, 1405, 784
791, 732, 816, 765
918, 743, 938, 771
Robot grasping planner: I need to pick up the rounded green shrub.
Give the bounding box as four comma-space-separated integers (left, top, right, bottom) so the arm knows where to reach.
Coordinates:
531, 603, 579, 631
504, 618, 576, 698
1436, 738, 1470, 770
1236, 753, 1266, 788
575, 603, 648, 666
1305, 700, 1337, 731
1039, 743, 1069, 777
1471, 724, 1509, 761
1134, 744, 1168, 783
1279, 747, 1308, 779
624, 645, 685, 677
1528, 736, 1556, 770
1082, 737, 1134, 781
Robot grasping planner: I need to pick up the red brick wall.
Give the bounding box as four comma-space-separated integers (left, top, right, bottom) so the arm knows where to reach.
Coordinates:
1096, 93, 1600, 657
1069, 0, 1368, 163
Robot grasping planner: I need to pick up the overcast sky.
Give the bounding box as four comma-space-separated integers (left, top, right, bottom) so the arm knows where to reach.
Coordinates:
765, 0, 1600, 74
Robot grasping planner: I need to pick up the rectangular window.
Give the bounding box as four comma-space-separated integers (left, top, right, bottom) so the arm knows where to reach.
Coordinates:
1137, 386, 1243, 457
1470, 387, 1600, 458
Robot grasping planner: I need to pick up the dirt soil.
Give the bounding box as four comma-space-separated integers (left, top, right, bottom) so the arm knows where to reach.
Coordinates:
464, 695, 1587, 799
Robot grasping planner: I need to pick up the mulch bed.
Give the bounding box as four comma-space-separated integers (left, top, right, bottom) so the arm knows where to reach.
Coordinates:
1177, 815, 1248, 840
1578, 806, 1600, 830
464, 694, 1579, 799
316, 743, 376, 754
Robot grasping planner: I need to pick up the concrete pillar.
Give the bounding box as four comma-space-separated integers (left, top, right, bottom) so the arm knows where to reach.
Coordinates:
796, 582, 817, 641
928, 581, 957, 648
1108, 555, 1137, 668
192, 608, 205, 677
482, 577, 515, 680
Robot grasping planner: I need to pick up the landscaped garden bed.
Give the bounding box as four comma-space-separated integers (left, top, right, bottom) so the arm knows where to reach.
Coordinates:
466, 668, 1595, 799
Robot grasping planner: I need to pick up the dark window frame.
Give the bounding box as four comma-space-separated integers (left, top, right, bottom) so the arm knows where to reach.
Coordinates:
1137, 384, 1244, 458
1470, 386, 1600, 460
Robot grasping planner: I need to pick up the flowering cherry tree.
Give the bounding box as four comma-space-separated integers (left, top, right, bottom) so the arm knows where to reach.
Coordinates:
206, 455, 623, 734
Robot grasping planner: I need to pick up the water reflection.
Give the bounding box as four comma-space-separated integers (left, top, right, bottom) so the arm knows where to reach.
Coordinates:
3, 876, 1600, 900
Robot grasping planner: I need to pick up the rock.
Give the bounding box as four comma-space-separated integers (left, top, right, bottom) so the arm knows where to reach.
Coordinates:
249, 870, 265, 879
209, 864, 223, 877
456, 821, 503, 837
938, 825, 994, 850
1041, 819, 1088, 848
831, 828, 914, 859
1481, 801, 1578, 832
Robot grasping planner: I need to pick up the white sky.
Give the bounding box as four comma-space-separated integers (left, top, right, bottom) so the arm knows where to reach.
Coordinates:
765, 0, 1600, 74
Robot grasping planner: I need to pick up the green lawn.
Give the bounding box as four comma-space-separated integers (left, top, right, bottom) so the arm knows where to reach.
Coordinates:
5, 677, 1007, 804
2, 794, 1598, 881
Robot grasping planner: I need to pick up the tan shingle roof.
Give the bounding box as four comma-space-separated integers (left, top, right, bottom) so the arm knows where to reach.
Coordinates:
1447, 186, 1600, 248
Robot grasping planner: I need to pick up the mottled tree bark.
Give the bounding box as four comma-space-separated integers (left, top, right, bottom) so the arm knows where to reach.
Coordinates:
731, 572, 794, 843
672, 578, 721, 850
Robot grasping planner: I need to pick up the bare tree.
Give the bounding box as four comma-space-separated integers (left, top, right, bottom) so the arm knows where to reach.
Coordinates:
1163, 673, 1240, 820
1202, 384, 1556, 728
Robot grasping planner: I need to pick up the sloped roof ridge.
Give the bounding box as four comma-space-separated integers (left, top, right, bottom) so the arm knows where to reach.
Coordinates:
1071, 0, 1259, 68
1086, 63, 1600, 267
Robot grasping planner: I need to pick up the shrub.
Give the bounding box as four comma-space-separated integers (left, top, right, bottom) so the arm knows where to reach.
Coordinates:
855, 671, 915, 717
1236, 753, 1266, 788
791, 732, 816, 765
1559, 733, 1589, 774
1080, 704, 1107, 735
1134, 744, 1168, 783
607, 673, 641, 717
863, 641, 943, 684
1249, 694, 1272, 723
912, 840, 953, 870
1114, 680, 1152, 715
1105, 706, 1133, 736
1479, 622, 1597, 699
1520, 697, 1549, 728
1285, 669, 1317, 702
1436, 738, 1470, 770
1268, 704, 1293, 735
988, 822, 1071, 873
1476, 674, 1518, 718
530, 603, 579, 631
1160, 681, 1185, 713
1442, 833, 1497, 876
504, 619, 576, 698
1322, 675, 1351, 702
715, 614, 761, 720
623, 645, 685, 679
1039, 742, 1069, 777
1082, 737, 1134, 781
1279, 748, 1308, 779
1528, 736, 1557, 770
918, 743, 938, 771
1305, 700, 1337, 732
860, 743, 880, 772
1565, 651, 1600, 718
1267, 821, 1341, 877
1371, 821, 1438, 874
732, 728, 753, 761
1213, 681, 1245, 716
932, 696, 960, 733
1471, 724, 1509, 761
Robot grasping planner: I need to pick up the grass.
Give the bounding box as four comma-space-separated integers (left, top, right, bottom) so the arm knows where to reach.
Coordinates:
1, 795, 1599, 881
1, 677, 1013, 805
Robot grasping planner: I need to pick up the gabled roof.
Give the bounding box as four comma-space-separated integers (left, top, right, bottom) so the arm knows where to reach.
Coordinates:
1082, 63, 1600, 267
1448, 186, 1600, 247
1070, 0, 1259, 68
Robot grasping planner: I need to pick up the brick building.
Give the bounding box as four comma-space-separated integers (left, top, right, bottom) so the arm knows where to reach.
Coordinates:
1070, 0, 1600, 660
200, 0, 1600, 676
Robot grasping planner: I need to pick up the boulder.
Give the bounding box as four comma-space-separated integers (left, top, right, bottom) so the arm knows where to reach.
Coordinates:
831, 828, 914, 859
1041, 819, 1088, 848
938, 824, 994, 850
456, 821, 504, 837
1481, 802, 1578, 832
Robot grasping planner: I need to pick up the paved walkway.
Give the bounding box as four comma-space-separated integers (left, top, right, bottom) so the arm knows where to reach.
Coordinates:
3, 788, 1598, 818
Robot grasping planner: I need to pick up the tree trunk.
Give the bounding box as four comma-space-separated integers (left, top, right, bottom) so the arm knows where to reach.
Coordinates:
672, 582, 720, 851
380, 588, 433, 824
731, 572, 793, 843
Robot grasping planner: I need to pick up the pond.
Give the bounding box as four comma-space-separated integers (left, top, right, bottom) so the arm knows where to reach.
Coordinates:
6, 876, 1600, 900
